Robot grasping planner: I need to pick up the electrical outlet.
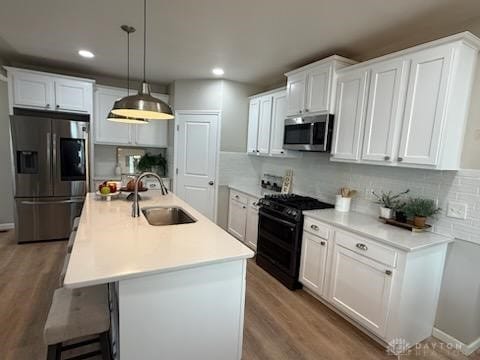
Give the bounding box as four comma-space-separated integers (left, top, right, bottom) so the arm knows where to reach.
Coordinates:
447, 201, 468, 219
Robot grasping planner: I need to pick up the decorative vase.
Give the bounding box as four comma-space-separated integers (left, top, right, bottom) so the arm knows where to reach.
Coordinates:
413, 216, 427, 228
335, 195, 351, 212
380, 207, 394, 219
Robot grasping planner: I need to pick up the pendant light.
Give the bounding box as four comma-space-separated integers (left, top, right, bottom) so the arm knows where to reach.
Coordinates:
107, 25, 149, 124
111, 0, 173, 120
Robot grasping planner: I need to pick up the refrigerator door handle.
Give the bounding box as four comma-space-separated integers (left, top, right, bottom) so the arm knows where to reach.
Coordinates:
20, 199, 84, 205
46, 131, 52, 194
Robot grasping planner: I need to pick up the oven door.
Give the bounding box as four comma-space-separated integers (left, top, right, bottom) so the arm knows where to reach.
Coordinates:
257, 209, 300, 275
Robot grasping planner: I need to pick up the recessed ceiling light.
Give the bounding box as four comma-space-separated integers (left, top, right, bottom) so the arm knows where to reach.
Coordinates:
78, 50, 95, 58
212, 68, 224, 76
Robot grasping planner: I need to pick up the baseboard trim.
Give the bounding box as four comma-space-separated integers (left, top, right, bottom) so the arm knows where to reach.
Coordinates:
432, 327, 480, 356
0, 223, 14, 231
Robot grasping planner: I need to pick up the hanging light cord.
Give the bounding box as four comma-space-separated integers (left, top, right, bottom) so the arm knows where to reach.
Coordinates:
143, 0, 147, 83
127, 29, 130, 94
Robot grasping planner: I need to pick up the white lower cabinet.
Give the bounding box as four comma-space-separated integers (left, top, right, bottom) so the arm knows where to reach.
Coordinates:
227, 189, 259, 250
299, 231, 329, 297
299, 215, 449, 351
329, 244, 393, 338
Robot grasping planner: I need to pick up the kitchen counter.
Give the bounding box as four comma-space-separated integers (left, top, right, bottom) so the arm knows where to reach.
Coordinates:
64, 191, 254, 288
302, 209, 453, 252
228, 184, 278, 198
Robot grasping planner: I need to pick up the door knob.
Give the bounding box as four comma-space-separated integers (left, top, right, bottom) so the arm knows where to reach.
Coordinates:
208, 181, 214, 186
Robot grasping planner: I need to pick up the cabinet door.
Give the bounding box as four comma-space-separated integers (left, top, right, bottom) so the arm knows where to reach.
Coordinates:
94, 87, 132, 145
245, 199, 259, 250
329, 244, 394, 338
397, 45, 454, 166
331, 70, 369, 161
286, 72, 306, 116
269, 91, 287, 156
299, 232, 328, 296
247, 98, 260, 154
12, 71, 54, 110
305, 64, 332, 114
361, 59, 409, 163
257, 95, 273, 154
54, 78, 92, 113
134, 93, 169, 147
228, 199, 247, 241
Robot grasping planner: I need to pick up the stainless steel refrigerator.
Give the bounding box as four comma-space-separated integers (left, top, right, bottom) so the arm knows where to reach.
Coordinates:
10, 111, 89, 243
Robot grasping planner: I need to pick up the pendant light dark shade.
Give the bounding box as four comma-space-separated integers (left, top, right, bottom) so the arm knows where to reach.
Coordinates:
107, 25, 150, 124
111, 0, 174, 120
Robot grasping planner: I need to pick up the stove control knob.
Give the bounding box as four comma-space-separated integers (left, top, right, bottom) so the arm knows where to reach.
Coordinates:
290, 210, 297, 217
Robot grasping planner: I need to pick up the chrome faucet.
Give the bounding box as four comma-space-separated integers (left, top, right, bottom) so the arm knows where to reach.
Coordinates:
132, 172, 168, 217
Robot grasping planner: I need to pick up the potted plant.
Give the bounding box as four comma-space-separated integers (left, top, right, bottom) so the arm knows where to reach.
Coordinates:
372, 189, 410, 219
404, 198, 441, 228
137, 153, 167, 176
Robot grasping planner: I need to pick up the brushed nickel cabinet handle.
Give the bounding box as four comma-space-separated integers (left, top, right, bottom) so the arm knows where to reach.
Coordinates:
397, 157, 403, 162
385, 270, 392, 276
356, 243, 368, 251
310, 224, 319, 231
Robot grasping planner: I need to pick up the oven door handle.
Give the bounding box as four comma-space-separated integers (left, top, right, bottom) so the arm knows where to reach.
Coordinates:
259, 210, 297, 228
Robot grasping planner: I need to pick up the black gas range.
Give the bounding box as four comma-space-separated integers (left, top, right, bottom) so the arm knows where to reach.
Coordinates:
256, 194, 333, 290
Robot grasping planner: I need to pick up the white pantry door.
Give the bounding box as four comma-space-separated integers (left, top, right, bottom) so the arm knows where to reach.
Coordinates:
175, 111, 219, 221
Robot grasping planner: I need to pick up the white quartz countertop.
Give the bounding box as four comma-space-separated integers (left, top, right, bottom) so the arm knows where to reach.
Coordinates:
302, 209, 453, 252
228, 184, 278, 199
64, 192, 254, 288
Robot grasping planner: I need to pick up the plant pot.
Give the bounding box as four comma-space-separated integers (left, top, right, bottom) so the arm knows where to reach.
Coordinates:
380, 207, 394, 219
395, 211, 407, 223
413, 216, 427, 228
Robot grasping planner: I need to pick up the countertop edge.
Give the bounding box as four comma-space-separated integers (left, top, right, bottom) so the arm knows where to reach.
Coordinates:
303, 210, 454, 252
64, 253, 253, 289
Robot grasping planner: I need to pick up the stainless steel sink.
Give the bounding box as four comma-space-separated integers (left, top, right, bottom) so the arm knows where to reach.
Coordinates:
142, 206, 196, 226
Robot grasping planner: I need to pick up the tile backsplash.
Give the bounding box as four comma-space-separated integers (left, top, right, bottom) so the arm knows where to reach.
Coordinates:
219, 151, 480, 245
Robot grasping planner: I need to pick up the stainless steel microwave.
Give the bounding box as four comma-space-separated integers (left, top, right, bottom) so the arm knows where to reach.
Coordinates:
283, 114, 334, 151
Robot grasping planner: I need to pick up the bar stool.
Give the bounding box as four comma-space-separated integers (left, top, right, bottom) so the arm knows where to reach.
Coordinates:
44, 285, 111, 360
67, 231, 76, 253
72, 217, 80, 231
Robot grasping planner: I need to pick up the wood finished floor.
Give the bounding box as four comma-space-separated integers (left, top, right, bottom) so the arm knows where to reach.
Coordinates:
0, 230, 478, 360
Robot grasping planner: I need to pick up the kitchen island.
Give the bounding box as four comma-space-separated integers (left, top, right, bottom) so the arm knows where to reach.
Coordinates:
64, 192, 254, 360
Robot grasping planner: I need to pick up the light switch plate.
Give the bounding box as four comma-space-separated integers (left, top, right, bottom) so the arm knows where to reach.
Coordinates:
447, 201, 468, 219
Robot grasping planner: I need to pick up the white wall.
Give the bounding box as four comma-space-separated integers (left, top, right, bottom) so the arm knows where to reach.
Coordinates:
0, 77, 13, 225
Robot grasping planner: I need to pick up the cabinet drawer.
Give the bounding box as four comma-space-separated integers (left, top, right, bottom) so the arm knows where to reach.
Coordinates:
334, 230, 397, 268
304, 217, 330, 239
230, 190, 248, 205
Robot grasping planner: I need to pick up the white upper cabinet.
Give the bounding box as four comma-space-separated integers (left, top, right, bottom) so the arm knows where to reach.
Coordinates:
286, 72, 306, 116
361, 59, 409, 163
11, 71, 54, 110
6, 67, 94, 114
247, 98, 260, 154
134, 93, 168, 147
54, 78, 92, 113
397, 45, 453, 166
331, 32, 480, 170
285, 56, 356, 117
331, 69, 369, 161
269, 91, 288, 156
305, 63, 332, 114
94, 85, 169, 147
95, 86, 131, 145
257, 95, 273, 154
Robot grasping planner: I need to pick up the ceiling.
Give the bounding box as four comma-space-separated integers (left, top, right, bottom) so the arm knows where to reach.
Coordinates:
0, 0, 480, 88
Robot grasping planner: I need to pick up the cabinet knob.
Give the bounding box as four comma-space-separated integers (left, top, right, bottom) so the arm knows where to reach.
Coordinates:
305, 109, 309, 112
242, 205, 246, 209
310, 224, 319, 231
320, 241, 326, 246
280, 151, 284, 154
46, 104, 50, 108
235, 195, 239, 199
299, 110, 303, 114
384, 156, 390, 161
356, 243, 368, 251
397, 157, 403, 162
385, 270, 392, 276
208, 181, 214, 186
56, 104, 60, 108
